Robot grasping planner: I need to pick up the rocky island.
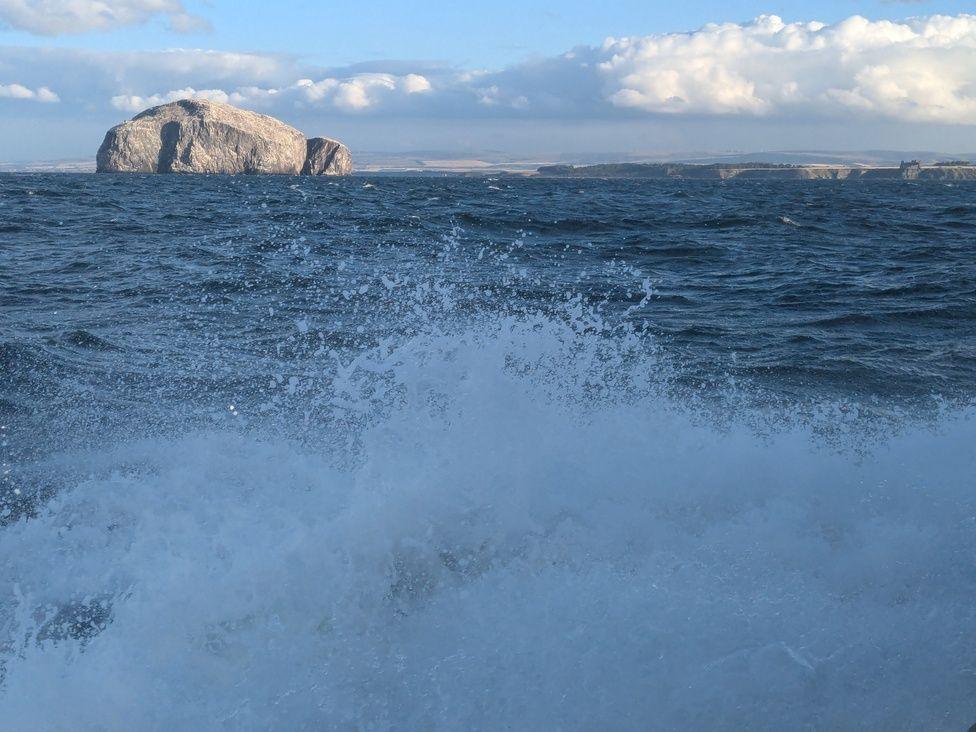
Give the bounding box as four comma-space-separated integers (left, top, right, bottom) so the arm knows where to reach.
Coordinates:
96, 99, 352, 175
536, 161, 976, 181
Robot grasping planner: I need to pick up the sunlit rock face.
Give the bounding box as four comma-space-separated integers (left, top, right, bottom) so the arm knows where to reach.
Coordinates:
302, 137, 353, 176
97, 99, 351, 175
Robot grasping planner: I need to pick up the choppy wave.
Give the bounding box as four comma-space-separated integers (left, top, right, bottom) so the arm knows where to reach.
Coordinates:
2, 174, 976, 729
2, 298, 976, 730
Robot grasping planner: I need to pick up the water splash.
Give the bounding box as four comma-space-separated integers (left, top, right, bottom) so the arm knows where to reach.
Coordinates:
3, 176, 976, 729
2, 285, 975, 729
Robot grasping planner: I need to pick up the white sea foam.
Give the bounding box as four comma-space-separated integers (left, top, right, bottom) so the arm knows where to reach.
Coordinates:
1, 298, 974, 730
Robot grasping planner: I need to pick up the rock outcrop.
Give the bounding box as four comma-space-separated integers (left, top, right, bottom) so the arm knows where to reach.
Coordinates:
97, 99, 351, 175
303, 137, 353, 176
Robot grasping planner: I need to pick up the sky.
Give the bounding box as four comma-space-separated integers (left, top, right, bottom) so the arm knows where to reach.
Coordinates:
1, 0, 975, 160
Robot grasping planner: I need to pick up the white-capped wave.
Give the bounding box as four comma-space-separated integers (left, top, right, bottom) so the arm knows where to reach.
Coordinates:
1, 302, 974, 730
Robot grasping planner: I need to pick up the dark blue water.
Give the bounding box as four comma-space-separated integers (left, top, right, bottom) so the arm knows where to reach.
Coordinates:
2, 174, 975, 729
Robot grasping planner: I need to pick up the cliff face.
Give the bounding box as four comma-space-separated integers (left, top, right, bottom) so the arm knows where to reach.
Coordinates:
303, 137, 353, 176
96, 99, 351, 175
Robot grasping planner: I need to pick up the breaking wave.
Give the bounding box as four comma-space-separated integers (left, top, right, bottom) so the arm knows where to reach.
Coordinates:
2, 280, 975, 730
3, 172, 976, 729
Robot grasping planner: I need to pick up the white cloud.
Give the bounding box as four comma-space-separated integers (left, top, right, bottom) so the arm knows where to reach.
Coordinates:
0, 0, 209, 35
113, 72, 435, 114
4, 13, 976, 127
111, 87, 229, 111
295, 73, 421, 111
595, 14, 976, 123
401, 73, 432, 94
0, 83, 59, 102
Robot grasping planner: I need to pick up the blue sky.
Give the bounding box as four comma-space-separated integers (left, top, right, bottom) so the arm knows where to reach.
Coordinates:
5, 1, 973, 67
1, 1, 975, 160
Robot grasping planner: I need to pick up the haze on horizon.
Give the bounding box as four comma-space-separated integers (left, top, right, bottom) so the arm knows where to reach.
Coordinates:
1, 0, 976, 162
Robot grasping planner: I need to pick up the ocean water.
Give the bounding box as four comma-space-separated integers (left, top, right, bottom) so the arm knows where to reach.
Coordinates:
1, 173, 975, 730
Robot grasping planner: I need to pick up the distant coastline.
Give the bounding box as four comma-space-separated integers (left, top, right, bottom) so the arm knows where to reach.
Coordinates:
536, 161, 976, 181
4, 156, 976, 179
0, 159, 96, 173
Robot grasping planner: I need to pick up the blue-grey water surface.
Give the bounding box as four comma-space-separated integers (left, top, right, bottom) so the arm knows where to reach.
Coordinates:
1, 174, 975, 730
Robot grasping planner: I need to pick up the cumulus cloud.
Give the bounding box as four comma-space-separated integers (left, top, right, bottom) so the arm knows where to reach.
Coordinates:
112, 72, 435, 113
284, 72, 432, 110
4, 13, 976, 127
0, 0, 209, 35
0, 83, 59, 102
0, 46, 291, 100
103, 14, 976, 124
594, 14, 976, 123
111, 87, 231, 111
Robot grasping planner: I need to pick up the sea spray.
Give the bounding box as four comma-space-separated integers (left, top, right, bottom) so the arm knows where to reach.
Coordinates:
2, 174, 976, 730
2, 292, 975, 729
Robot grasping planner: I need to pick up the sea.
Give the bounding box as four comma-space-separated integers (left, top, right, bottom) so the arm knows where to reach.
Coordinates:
1, 173, 975, 730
